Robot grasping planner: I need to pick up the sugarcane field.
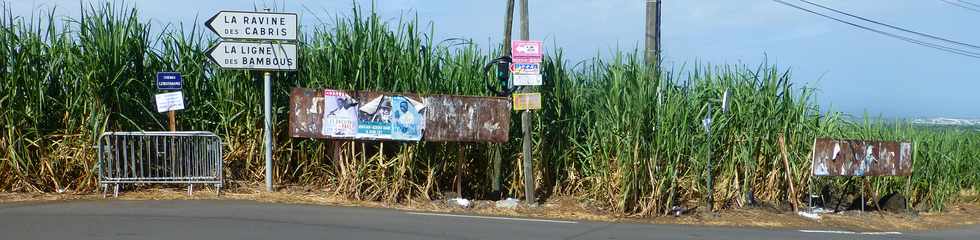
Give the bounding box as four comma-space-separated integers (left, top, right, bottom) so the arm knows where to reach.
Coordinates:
1, 1, 979, 239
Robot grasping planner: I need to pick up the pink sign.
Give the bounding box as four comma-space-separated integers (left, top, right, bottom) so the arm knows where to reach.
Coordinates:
512, 56, 542, 63
512, 40, 543, 58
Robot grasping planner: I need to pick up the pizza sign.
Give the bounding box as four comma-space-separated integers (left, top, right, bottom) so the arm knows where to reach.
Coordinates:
511, 63, 540, 75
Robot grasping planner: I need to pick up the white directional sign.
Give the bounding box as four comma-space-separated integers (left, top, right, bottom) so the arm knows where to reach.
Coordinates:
206, 11, 298, 41
207, 41, 298, 71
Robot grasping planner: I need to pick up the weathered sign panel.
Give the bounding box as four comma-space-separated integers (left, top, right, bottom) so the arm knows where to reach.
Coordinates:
289, 88, 325, 139
289, 88, 511, 143
811, 138, 912, 176
423, 94, 511, 143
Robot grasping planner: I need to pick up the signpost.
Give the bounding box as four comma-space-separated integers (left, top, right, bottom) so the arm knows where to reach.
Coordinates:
156, 72, 183, 131
702, 89, 729, 213
515, 0, 539, 204
511, 41, 543, 88
206, 9, 298, 192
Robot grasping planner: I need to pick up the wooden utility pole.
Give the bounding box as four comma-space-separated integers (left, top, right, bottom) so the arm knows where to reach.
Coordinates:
494, 0, 516, 198
503, 0, 515, 55
778, 134, 799, 212
519, 0, 535, 205
645, 0, 661, 63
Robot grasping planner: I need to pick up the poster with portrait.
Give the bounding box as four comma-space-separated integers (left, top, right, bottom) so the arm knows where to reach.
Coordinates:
321, 89, 358, 138
390, 96, 425, 141
356, 96, 393, 139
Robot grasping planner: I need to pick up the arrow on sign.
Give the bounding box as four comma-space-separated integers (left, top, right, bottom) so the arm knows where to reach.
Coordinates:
206, 11, 298, 41
207, 41, 298, 71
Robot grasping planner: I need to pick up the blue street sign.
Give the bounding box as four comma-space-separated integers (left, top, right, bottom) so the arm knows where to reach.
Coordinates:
156, 72, 182, 90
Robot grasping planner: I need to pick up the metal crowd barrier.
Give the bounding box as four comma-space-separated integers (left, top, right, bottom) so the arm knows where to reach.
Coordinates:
97, 131, 223, 197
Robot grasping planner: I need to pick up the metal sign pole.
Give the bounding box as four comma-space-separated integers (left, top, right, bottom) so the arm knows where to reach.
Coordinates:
205, 8, 297, 193
704, 90, 728, 212
705, 111, 713, 212
264, 72, 273, 192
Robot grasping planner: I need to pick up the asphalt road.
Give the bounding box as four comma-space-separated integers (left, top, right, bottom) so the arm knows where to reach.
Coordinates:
0, 200, 976, 240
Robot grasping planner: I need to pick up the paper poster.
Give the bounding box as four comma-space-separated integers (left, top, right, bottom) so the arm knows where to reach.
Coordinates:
155, 91, 185, 112
512, 92, 542, 110
390, 96, 426, 141
512, 74, 543, 86
357, 96, 394, 139
321, 90, 358, 138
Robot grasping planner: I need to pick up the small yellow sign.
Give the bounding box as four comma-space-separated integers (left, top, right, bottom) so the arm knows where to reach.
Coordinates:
512, 93, 542, 111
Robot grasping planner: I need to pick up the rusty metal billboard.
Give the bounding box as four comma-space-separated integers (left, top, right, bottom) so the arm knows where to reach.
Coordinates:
289, 88, 511, 143
811, 138, 912, 176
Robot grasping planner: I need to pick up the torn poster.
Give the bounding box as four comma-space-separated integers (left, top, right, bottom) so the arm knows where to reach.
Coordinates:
357, 95, 393, 139
321, 89, 358, 138
390, 96, 426, 141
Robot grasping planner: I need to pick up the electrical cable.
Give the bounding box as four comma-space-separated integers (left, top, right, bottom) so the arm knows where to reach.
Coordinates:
773, 0, 980, 59
795, 0, 980, 50
957, 0, 980, 8
940, 0, 980, 13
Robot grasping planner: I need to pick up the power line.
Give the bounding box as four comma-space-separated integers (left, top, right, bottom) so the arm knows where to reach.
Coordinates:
957, 0, 980, 8
796, 0, 980, 50
772, 0, 980, 59
774, 0, 980, 58
940, 0, 980, 13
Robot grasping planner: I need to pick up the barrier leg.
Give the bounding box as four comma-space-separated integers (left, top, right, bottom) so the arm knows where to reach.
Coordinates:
808, 176, 813, 214
187, 184, 193, 196
908, 142, 916, 216
113, 184, 120, 198
101, 184, 107, 198
860, 178, 865, 214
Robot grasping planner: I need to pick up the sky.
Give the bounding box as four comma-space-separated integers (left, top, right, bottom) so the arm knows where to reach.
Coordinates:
6, 0, 979, 118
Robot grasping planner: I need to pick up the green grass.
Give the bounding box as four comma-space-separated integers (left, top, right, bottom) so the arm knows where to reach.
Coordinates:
1, 3, 978, 214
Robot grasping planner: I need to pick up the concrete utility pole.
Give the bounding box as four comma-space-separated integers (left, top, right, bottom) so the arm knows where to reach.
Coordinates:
645, 0, 661, 64
519, 0, 535, 205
